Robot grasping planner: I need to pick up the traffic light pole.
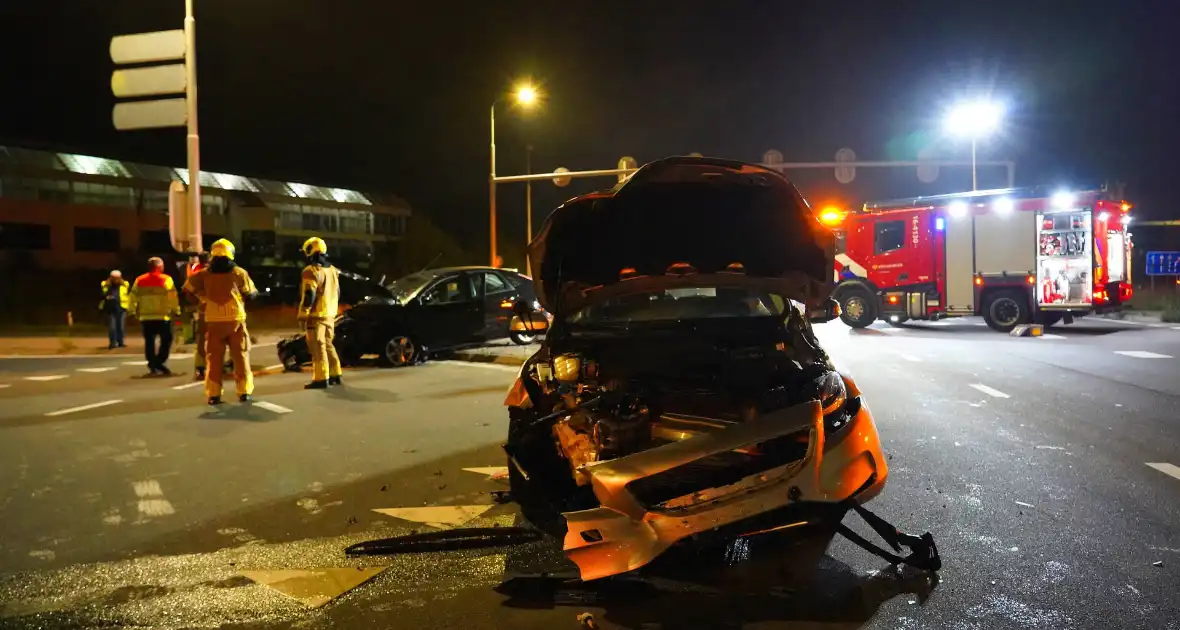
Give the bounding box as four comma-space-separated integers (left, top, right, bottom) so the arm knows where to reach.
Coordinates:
184, 0, 202, 254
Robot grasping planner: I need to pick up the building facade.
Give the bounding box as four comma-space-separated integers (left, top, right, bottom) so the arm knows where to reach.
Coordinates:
0, 145, 410, 271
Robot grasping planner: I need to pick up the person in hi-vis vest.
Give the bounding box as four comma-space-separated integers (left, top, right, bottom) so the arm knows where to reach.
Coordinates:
183, 239, 259, 405
298, 236, 343, 389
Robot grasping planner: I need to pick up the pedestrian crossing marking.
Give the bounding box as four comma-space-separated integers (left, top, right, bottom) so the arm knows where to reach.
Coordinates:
240, 566, 387, 608
372, 505, 493, 529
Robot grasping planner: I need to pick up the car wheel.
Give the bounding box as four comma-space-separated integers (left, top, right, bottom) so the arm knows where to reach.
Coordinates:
983, 290, 1030, 332
838, 288, 878, 328
381, 335, 418, 367
509, 330, 536, 345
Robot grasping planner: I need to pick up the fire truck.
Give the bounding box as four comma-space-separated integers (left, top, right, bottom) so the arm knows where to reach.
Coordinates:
827, 187, 1134, 332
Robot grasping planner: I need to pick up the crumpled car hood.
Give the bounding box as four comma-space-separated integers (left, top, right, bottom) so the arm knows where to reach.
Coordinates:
526, 157, 835, 314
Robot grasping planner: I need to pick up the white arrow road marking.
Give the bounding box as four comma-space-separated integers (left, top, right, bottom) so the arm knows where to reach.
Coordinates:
240, 567, 388, 609
1114, 351, 1173, 359
25, 375, 68, 382
969, 384, 1010, 399
463, 466, 509, 480
253, 401, 293, 414
77, 367, 118, 373
1147, 463, 1180, 482
45, 399, 123, 416
372, 505, 494, 529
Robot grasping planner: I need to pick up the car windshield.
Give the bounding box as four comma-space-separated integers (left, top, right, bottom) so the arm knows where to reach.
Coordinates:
565, 286, 794, 327
384, 272, 437, 304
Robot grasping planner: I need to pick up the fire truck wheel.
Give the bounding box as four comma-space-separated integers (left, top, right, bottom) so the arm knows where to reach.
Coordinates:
838, 288, 877, 329
983, 290, 1030, 332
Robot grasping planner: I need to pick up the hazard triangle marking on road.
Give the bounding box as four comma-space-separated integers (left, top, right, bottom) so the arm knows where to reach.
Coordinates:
462, 466, 509, 480
240, 566, 387, 608
372, 505, 494, 529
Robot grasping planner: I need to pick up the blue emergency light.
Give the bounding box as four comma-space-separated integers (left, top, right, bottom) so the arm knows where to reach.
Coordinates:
935, 217, 945, 231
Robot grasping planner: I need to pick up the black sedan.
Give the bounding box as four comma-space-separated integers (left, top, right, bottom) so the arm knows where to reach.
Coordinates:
279, 266, 550, 370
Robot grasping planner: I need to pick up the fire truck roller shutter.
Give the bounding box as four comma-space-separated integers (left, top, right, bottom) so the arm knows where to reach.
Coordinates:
943, 204, 976, 314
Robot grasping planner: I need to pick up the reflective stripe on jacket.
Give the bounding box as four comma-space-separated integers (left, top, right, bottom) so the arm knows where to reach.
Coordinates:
129, 271, 180, 321
183, 266, 257, 323
99, 280, 130, 311
298, 264, 340, 320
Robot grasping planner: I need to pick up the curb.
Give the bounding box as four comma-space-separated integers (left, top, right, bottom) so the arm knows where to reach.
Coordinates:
450, 351, 527, 367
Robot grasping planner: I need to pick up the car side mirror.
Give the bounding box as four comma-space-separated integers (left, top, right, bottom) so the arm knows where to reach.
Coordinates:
807, 297, 841, 324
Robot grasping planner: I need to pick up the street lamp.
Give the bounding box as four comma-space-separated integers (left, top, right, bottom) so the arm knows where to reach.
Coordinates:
489, 81, 541, 267
944, 100, 1004, 191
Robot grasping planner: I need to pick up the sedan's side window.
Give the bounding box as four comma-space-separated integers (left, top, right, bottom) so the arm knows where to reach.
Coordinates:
482, 272, 510, 294
421, 276, 468, 305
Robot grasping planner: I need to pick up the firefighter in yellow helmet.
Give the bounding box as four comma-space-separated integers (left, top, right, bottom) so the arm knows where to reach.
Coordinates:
298, 236, 343, 388
183, 238, 259, 405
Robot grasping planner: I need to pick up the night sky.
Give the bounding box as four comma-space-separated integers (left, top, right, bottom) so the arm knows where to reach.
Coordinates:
1, 0, 1175, 255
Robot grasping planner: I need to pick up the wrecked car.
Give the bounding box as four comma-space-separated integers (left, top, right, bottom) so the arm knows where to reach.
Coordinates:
501, 156, 940, 581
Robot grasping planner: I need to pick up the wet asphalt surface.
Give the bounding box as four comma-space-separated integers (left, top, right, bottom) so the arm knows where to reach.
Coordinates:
1, 318, 1179, 629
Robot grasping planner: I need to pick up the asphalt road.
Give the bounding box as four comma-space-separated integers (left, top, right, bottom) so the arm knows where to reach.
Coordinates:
1, 317, 1179, 629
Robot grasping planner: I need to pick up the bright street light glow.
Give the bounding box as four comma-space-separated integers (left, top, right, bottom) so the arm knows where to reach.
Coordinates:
514, 84, 538, 106
944, 100, 1004, 139
994, 197, 1014, 215
948, 201, 968, 219
1051, 191, 1075, 208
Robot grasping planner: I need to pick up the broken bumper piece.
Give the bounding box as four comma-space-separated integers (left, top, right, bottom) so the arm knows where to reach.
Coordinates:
561, 398, 894, 581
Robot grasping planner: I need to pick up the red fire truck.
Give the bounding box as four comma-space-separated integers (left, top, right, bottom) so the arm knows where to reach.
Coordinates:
828, 187, 1134, 332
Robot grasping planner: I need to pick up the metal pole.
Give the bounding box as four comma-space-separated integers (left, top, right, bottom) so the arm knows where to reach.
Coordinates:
971, 137, 977, 191
184, 0, 202, 253
489, 102, 498, 267
525, 145, 532, 276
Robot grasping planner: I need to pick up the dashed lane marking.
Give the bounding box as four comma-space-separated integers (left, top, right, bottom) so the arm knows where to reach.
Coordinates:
254, 401, 294, 414
1039, 333, 1066, 339
1147, 463, 1180, 482
240, 567, 388, 609
878, 328, 905, 334
900, 354, 921, 362
24, 375, 69, 381
44, 399, 124, 416
1114, 351, 1174, 359
969, 384, 1011, 399
372, 505, 494, 529
438, 360, 523, 372
263, 363, 284, 371
0, 384, 10, 389
172, 380, 205, 390
123, 361, 149, 366
77, 367, 118, 373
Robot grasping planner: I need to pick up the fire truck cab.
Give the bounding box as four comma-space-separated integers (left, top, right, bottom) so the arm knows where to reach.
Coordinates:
830, 187, 1134, 332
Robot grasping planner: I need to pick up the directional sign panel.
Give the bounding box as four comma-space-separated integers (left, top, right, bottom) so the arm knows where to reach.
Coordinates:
113, 98, 186, 131
110, 30, 186, 65
111, 64, 186, 98
1145, 251, 1180, 276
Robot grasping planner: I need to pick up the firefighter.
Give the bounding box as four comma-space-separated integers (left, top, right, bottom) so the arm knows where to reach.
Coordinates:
185, 252, 210, 381
298, 236, 343, 389
129, 257, 181, 376
99, 270, 129, 349
183, 239, 259, 405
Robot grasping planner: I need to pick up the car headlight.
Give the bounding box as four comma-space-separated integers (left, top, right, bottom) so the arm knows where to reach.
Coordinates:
818, 371, 857, 433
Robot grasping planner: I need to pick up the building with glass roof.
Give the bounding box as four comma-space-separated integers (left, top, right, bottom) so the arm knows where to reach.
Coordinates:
0, 144, 411, 271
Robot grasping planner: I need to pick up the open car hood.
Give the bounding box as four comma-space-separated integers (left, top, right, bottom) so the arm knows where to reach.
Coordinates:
526, 156, 835, 314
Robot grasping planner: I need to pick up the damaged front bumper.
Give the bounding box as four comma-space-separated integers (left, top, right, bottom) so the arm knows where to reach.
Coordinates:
560, 397, 890, 581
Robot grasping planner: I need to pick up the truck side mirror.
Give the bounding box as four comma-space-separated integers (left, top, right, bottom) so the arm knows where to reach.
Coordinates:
808, 297, 841, 324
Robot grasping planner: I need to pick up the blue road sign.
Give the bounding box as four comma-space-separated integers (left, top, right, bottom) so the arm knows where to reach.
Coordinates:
1145, 251, 1180, 276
